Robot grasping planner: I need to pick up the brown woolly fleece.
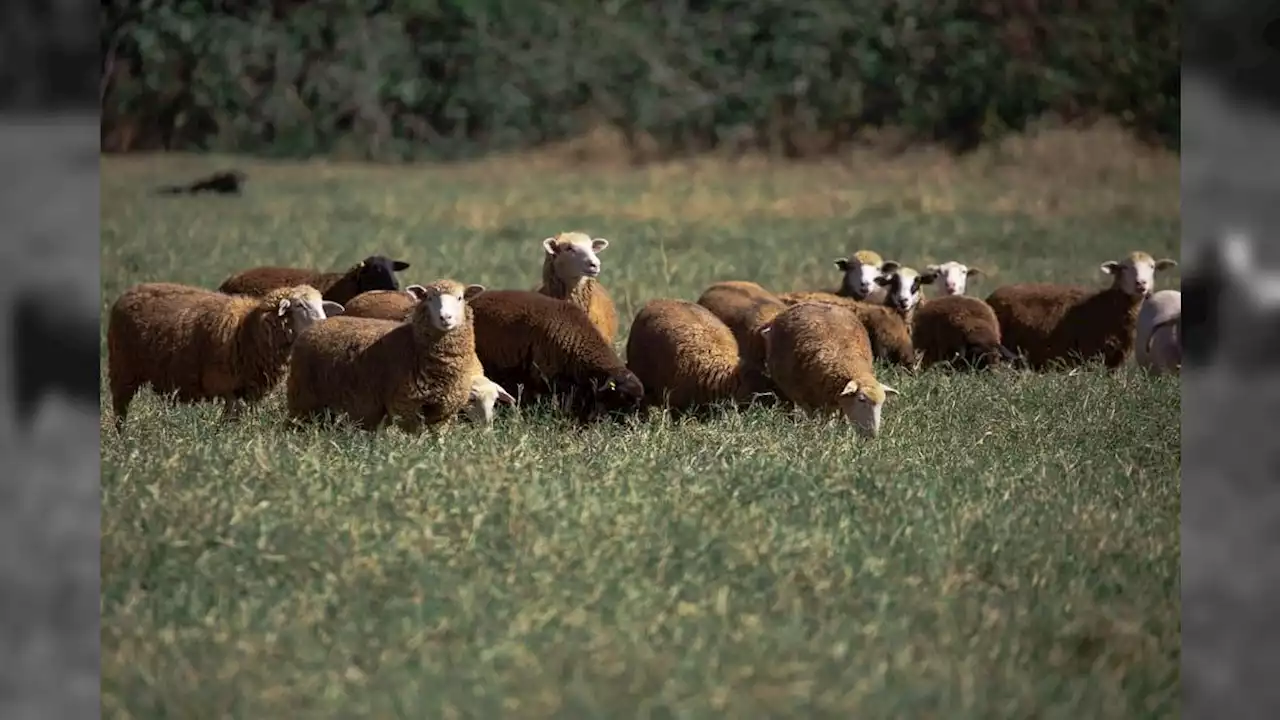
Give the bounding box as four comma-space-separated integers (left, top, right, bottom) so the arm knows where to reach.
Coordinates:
468, 290, 643, 421
762, 302, 889, 414
695, 280, 786, 371
107, 282, 326, 431
286, 280, 482, 432
537, 237, 619, 344
219, 255, 408, 305
341, 289, 419, 321
985, 281, 1144, 370
774, 291, 915, 368
625, 298, 776, 414
911, 295, 1012, 370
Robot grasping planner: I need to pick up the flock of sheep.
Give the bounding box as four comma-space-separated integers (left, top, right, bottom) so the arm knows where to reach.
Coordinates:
104, 231, 1182, 439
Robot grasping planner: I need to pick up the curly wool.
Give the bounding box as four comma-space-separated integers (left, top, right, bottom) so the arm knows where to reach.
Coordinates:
695, 280, 786, 372
774, 291, 915, 368
911, 295, 1010, 370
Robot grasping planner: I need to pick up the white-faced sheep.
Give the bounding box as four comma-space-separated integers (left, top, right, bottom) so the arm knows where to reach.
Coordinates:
874, 262, 935, 325
760, 301, 900, 438
536, 231, 619, 344
218, 255, 411, 305
911, 295, 1017, 370
469, 290, 644, 423
285, 279, 484, 432
695, 280, 787, 372
464, 375, 517, 425
107, 282, 343, 432
925, 261, 984, 297
340, 285, 428, 321
984, 251, 1178, 370
626, 298, 777, 415
776, 290, 916, 368
1135, 289, 1181, 375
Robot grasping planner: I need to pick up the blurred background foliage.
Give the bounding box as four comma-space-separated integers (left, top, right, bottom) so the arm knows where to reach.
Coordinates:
11, 0, 1226, 162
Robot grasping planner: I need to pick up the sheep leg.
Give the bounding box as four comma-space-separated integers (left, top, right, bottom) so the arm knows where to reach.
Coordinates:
110, 384, 138, 434
221, 396, 244, 422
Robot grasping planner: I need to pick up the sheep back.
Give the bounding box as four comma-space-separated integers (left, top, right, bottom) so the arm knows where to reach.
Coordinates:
342, 289, 418, 321
695, 280, 786, 370
911, 295, 1011, 370
774, 291, 914, 367
763, 302, 879, 414
985, 282, 1139, 370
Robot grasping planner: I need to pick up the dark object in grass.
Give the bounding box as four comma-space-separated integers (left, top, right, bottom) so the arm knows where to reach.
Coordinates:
9, 288, 100, 427
218, 256, 411, 306
156, 170, 247, 196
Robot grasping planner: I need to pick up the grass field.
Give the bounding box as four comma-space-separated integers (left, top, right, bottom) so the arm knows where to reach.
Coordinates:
100, 122, 1181, 718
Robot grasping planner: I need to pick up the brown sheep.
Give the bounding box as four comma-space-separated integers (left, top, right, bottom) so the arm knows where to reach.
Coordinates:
218, 255, 411, 305
340, 285, 428, 321
625, 298, 777, 415
285, 279, 485, 432
695, 280, 786, 372
469, 290, 643, 423
984, 251, 1179, 370
774, 291, 915, 368
760, 301, 900, 438
107, 282, 343, 432
536, 231, 619, 344
911, 295, 1017, 370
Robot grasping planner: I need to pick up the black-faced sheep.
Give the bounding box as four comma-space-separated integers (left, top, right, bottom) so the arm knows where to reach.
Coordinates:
773, 290, 916, 368
626, 298, 776, 415
831, 249, 893, 303
340, 285, 428, 321
984, 251, 1178, 371
874, 261, 935, 325
910, 295, 1016, 370
285, 279, 485, 432
218, 255, 411, 305
468, 290, 643, 423
107, 282, 343, 432
536, 231, 619, 344
1136, 289, 1181, 375
695, 280, 787, 372
760, 301, 900, 438
925, 260, 984, 297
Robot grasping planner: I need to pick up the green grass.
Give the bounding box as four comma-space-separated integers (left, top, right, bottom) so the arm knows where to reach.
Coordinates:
100, 127, 1181, 718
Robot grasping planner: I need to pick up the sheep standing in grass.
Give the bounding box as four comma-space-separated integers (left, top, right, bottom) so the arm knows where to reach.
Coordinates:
286, 279, 484, 432
984, 251, 1178, 370
626, 298, 777, 415
695, 280, 787, 371
911, 295, 1016, 370
219, 255, 412, 305
469, 290, 643, 423
760, 301, 900, 438
107, 282, 343, 432
340, 285, 428, 321
776, 290, 916, 368
874, 262, 935, 325
925, 261, 984, 297
1135, 289, 1181, 375
536, 232, 619, 343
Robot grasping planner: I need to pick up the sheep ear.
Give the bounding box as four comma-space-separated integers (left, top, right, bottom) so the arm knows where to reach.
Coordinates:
919, 271, 938, 284
834, 258, 850, 271
1155, 258, 1178, 271
880, 261, 901, 273
591, 238, 609, 252
1100, 261, 1120, 275
924, 264, 941, 274
495, 385, 516, 404
542, 238, 559, 255
321, 301, 345, 317
966, 267, 983, 277
276, 299, 291, 316
405, 284, 429, 300
463, 284, 486, 300
839, 379, 860, 396
880, 383, 900, 397
874, 275, 892, 286
392, 260, 410, 271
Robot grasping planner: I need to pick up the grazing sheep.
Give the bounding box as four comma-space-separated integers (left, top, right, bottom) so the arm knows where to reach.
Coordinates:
832, 249, 892, 303
218, 255, 411, 305
760, 301, 900, 438
626, 298, 776, 415
911, 295, 1016, 370
1136, 289, 1181, 375
774, 291, 916, 368
536, 231, 619, 344
695, 280, 787, 371
107, 282, 343, 432
468, 290, 644, 422
875, 261, 935, 325
985, 251, 1178, 370
925, 261, 984, 297
464, 375, 517, 425
285, 279, 484, 432
340, 285, 428, 321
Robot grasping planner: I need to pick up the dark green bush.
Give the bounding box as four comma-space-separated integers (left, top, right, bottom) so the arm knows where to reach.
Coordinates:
100, 0, 1179, 161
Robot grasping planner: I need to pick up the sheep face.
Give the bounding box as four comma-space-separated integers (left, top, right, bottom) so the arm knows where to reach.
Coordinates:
835, 250, 887, 300
926, 261, 982, 296
355, 255, 411, 292
275, 285, 344, 336
1100, 252, 1178, 298
419, 282, 486, 333
837, 379, 899, 439
875, 263, 934, 313
465, 378, 516, 425
544, 232, 608, 282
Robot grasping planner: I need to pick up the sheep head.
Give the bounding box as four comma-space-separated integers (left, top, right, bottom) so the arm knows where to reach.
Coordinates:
837, 379, 899, 439
924, 261, 983, 296
1101, 251, 1177, 298
269, 284, 343, 338
543, 231, 609, 283
834, 249, 888, 300
875, 262, 934, 313
412, 279, 485, 334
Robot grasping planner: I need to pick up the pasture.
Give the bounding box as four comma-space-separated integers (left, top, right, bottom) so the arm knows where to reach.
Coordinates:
100, 122, 1181, 717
